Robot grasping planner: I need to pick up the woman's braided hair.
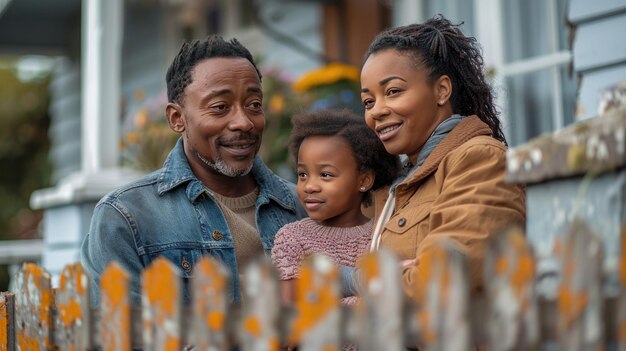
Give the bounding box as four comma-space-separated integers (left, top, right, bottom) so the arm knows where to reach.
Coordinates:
364, 15, 506, 144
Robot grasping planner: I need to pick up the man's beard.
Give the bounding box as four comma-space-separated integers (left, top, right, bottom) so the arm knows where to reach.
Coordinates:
196, 151, 254, 178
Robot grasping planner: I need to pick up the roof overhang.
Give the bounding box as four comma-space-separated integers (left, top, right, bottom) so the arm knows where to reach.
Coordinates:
0, 0, 81, 55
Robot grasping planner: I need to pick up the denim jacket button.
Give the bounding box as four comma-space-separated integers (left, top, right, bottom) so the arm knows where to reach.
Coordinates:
398, 218, 407, 227
212, 230, 223, 241
181, 257, 192, 272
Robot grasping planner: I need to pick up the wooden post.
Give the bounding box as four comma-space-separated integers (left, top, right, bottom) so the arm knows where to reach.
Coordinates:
484, 227, 539, 351
238, 257, 281, 351
54, 263, 92, 350
13, 263, 54, 351
99, 262, 131, 351
289, 254, 341, 351
354, 249, 403, 350
141, 257, 182, 351
410, 240, 470, 351
0, 292, 15, 351
190, 256, 231, 351
556, 218, 604, 350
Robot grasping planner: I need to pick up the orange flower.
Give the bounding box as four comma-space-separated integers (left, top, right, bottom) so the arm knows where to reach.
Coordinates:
269, 94, 286, 114
134, 109, 149, 129
293, 63, 359, 92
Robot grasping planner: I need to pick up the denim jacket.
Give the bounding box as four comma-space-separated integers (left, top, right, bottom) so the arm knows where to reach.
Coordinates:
81, 138, 305, 306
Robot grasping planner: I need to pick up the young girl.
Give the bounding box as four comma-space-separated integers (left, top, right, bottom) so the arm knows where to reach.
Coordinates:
271, 109, 400, 303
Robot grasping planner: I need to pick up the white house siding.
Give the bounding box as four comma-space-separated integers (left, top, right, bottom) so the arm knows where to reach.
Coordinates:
570, 1, 626, 120
48, 58, 82, 183
121, 5, 167, 121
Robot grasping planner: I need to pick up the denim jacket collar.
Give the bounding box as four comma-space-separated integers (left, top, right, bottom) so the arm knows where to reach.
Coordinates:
156, 138, 298, 211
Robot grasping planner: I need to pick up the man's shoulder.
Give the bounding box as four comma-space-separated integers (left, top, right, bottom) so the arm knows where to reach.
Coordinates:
96, 170, 161, 206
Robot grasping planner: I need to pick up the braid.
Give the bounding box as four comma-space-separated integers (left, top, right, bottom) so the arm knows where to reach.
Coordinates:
364, 15, 506, 144
166, 35, 262, 105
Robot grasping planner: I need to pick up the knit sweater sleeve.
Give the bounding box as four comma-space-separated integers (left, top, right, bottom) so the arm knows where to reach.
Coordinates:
271, 222, 306, 280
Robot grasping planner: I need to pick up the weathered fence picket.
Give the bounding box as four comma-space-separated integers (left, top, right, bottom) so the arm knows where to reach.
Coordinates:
556, 218, 604, 350
239, 257, 281, 351
191, 256, 230, 351
411, 240, 470, 351
99, 262, 131, 351
14, 263, 53, 351
54, 262, 92, 350
354, 249, 403, 351
290, 254, 341, 351
0, 292, 15, 351
141, 257, 182, 351
484, 227, 538, 351
2, 220, 625, 350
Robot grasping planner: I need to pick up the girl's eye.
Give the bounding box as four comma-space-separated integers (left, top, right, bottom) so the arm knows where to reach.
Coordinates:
248, 101, 263, 110
297, 172, 307, 179
320, 172, 333, 178
362, 99, 374, 110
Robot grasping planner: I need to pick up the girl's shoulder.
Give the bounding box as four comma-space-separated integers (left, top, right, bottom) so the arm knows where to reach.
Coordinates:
276, 217, 320, 238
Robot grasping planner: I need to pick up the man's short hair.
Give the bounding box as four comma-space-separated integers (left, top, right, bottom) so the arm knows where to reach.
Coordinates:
166, 35, 262, 104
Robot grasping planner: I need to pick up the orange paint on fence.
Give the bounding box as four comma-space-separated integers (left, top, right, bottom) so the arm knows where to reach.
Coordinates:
207, 311, 225, 331
358, 253, 380, 285
0, 295, 8, 351
143, 259, 177, 315
101, 263, 129, 306
243, 316, 261, 337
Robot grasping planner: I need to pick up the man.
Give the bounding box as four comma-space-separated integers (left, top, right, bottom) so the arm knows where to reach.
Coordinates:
81, 35, 306, 305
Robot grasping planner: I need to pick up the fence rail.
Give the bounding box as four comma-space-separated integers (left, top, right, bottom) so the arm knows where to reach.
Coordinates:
1, 221, 624, 350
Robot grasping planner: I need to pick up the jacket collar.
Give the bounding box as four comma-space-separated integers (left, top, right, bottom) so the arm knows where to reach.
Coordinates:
399, 115, 494, 189
156, 138, 298, 211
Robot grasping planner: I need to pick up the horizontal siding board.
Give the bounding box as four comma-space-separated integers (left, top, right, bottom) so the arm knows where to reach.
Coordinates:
569, 0, 626, 23
576, 64, 626, 120
48, 58, 82, 183
573, 13, 626, 72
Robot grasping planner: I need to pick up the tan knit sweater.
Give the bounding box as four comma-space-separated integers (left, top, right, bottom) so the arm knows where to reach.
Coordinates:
212, 188, 264, 269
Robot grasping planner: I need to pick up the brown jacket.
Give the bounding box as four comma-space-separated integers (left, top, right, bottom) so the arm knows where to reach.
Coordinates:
373, 116, 526, 300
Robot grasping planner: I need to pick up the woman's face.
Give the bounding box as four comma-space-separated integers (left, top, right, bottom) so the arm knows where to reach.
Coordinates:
360, 49, 451, 161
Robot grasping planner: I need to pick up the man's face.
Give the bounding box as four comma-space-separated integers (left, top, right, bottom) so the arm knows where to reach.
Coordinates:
171, 57, 265, 178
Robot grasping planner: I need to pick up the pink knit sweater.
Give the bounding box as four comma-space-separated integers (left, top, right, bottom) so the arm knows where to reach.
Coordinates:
271, 218, 373, 280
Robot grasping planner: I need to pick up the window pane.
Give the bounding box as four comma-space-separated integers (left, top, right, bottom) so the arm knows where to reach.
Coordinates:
503, 0, 570, 63
424, 0, 475, 37
561, 65, 577, 127
505, 67, 555, 146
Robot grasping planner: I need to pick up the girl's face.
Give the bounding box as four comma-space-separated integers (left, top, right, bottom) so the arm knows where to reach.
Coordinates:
360, 49, 452, 162
296, 135, 373, 227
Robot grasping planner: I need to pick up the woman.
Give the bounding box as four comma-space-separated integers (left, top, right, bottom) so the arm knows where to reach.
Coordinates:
360, 15, 526, 299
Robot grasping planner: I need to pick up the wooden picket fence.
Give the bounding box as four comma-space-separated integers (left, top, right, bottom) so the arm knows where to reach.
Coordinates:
0, 221, 624, 350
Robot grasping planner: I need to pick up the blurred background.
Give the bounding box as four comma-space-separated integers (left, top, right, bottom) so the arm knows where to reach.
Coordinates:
0, 0, 623, 289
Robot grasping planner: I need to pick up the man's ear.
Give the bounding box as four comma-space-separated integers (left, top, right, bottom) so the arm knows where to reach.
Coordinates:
435, 75, 452, 106
166, 102, 185, 133
359, 170, 375, 192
